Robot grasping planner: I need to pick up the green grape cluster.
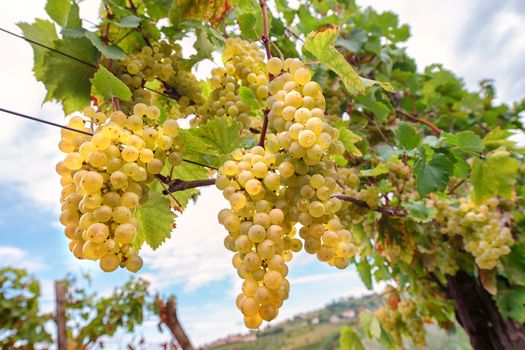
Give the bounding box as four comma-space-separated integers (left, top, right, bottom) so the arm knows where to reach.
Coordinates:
376, 306, 403, 347
111, 43, 206, 116
57, 103, 183, 272
217, 146, 299, 328
431, 196, 514, 270
207, 38, 268, 128
324, 86, 346, 120
398, 300, 426, 348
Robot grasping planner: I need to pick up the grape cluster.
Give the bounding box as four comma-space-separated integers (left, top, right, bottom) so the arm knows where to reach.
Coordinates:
111, 43, 206, 116
57, 103, 182, 272
398, 300, 426, 348
431, 196, 514, 270
207, 38, 268, 128
217, 146, 299, 328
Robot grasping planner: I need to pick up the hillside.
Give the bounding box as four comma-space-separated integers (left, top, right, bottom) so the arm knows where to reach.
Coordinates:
204, 295, 471, 350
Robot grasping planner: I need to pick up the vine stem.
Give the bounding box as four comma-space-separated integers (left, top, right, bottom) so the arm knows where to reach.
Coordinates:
258, 0, 271, 148
156, 176, 216, 195
395, 108, 441, 136
331, 194, 407, 217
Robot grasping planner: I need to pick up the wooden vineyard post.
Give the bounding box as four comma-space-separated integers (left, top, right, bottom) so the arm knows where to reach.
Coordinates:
55, 281, 67, 350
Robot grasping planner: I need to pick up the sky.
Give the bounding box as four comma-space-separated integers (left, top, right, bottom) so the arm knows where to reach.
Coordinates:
0, 0, 523, 348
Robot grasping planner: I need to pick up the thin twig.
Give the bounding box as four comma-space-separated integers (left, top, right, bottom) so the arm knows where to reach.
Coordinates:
258, 109, 270, 147
258, 0, 272, 59
284, 27, 303, 42
156, 177, 182, 207
364, 114, 392, 146
156, 176, 216, 194
331, 194, 407, 217
0, 108, 93, 136
395, 108, 441, 136
447, 179, 465, 195
0, 27, 97, 69
181, 159, 218, 170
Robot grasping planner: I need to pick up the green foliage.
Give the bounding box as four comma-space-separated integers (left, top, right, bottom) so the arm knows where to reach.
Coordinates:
304, 26, 364, 95
134, 183, 175, 250
180, 117, 243, 168
339, 326, 365, 350
471, 151, 519, 203
414, 153, 453, 196
0, 268, 53, 348
394, 123, 421, 150
91, 66, 132, 101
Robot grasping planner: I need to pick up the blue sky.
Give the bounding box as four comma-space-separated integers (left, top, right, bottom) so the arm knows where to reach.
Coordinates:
0, 0, 524, 347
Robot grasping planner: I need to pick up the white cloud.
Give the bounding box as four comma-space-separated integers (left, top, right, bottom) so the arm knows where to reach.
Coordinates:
0, 245, 46, 271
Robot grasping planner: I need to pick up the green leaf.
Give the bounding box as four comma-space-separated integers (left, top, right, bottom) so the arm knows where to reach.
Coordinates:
471, 151, 519, 203
84, 31, 127, 60
495, 285, 525, 323
304, 26, 364, 95
17, 20, 58, 82
145, 0, 174, 20
414, 153, 453, 196
116, 16, 141, 28
41, 36, 99, 114
45, 0, 71, 27
230, 0, 264, 40
179, 118, 242, 168
394, 123, 421, 150
402, 200, 437, 223
483, 127, 515, 149
334, 155, 348, 167
443, 131, 483, 154
361, 77, 395, 93
501, 240, 525, 286
356, 257, 373, 289
339, 326, 365, 350
133, 186, 175, 250
64, 2, 82, 30
238, 86, 264, 110
91, 66, 132, 101
359, 311, 380, 339
359, 163, 389, 177
334, 120, 362, 157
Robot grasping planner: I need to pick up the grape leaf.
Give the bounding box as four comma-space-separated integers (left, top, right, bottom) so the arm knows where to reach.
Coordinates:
41, 36, 99, 114
45, 0, 71, 27
85, 31, 127, 60
361, 77, 395, 93
339, 326, 365, 350
304, 26, 364, 95
443, 131, 483, 155
359, 163, 389, 177
179, 117, 242, 168
356, 257, 373, 289
91, 66, 132, 101
471, 151, 519, 203
144, 0, 174, 20
500, 240, 525, 286
133, 185, 175, 250
414, 153, 453, 196
334, 120, 362, 157
17, 20, 58, 82
239, 86, 264, 110
495, 285, 525, 323
394, 122, 421, 150
402, 200, 437, 223
116, 16, 141, 28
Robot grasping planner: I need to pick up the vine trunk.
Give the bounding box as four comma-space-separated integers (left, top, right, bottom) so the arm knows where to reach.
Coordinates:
446, 271, 525, 350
